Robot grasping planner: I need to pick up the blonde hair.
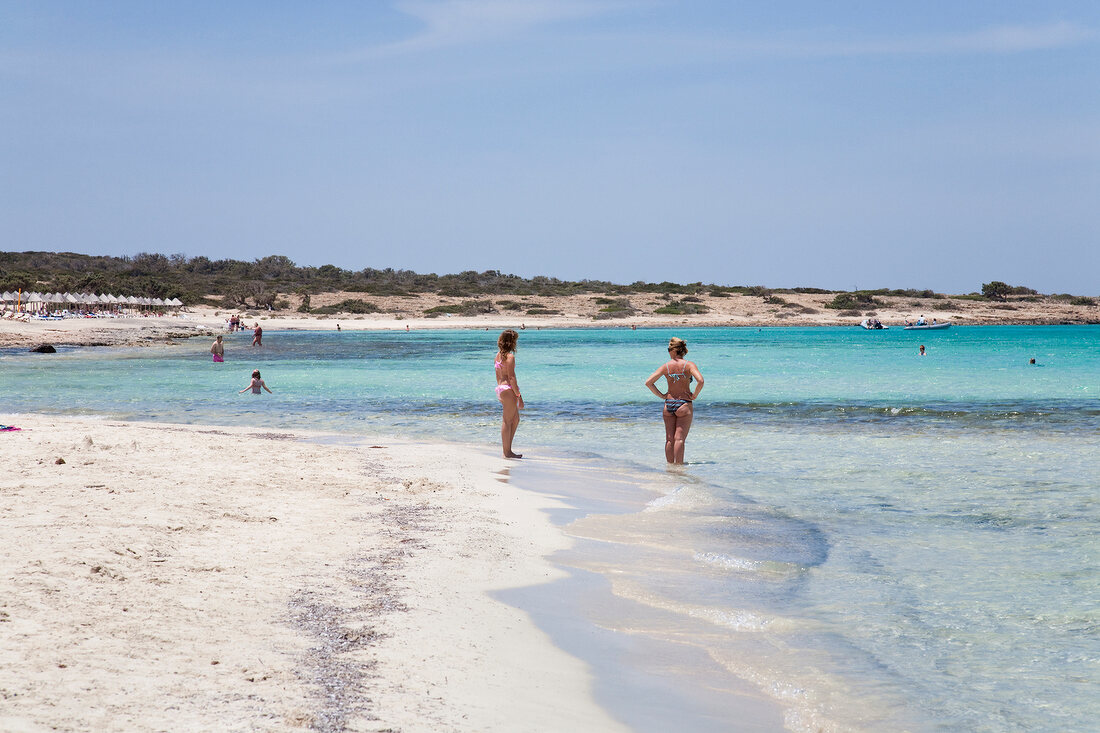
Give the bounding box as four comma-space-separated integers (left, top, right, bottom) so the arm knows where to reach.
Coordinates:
498, 329, 519, 354
668, 337, 687, 357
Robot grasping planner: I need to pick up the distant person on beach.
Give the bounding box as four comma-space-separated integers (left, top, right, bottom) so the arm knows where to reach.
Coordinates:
251, 323, 262, 347
494, 329, 524, 458
645, 337, 704, 465
239, 370, 272, 395
211, 335, 224, 363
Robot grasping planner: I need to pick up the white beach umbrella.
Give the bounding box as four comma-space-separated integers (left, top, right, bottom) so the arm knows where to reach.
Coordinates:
153, 297, 165, 306
0, 292, 11, 302
169, 298, 183, 307
64, 293, 78, 304
126, 296, 139, 305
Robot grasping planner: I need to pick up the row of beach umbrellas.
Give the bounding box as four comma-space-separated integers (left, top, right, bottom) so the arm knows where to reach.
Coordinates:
0, 291, 183, 308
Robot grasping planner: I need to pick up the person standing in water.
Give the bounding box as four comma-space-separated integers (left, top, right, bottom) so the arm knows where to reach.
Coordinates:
210, 335, 224, 363
494, 329, 524, 458
251, 323, 263, 347
645, 337, 704, 465
238, 369, 273, 395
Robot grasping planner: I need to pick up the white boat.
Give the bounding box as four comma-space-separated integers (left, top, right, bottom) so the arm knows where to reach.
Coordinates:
859, 319, 889, 330
903, 322, 951, 330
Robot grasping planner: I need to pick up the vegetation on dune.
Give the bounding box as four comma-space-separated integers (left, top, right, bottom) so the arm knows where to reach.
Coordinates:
824, 292, 882, 310
310, 299, 381, 315
981, 281, 1037, 301
1, 252, 1093, 314
593, 297, 636, 320
424, 300, 496, 317
653, 300, 709, 315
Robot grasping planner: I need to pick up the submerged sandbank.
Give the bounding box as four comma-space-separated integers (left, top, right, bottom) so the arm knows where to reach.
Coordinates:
0, 416, 627, 732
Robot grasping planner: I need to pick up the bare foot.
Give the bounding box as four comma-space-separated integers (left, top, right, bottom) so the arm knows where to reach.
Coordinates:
504, 452, 524, 459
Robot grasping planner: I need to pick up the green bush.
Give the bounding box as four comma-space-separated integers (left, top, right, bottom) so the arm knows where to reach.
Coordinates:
424, 300, 495, 316
312, 299, 381, 314
526, 308, 560, 315
824, 292, 881, 310
654, 300, 709, 315
1070, 296, 1096, 306
593, 298, 635, 320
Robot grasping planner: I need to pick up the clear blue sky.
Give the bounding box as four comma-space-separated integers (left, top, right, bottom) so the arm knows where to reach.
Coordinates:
2, 1, 1097, 293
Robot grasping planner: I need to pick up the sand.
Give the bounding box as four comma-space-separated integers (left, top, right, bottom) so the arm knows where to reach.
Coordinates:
2, 289, 1098, 349
0, 416, 627, 732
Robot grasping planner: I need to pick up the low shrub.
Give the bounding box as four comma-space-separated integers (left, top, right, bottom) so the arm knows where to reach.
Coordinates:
1070, 296, 1096, 306
424, 300, 495, 316
312, 298, 381, 314
593, 298, 636, 320
526, 308, 560, 315
825, 292, 881, 310
654, 300, 709, 315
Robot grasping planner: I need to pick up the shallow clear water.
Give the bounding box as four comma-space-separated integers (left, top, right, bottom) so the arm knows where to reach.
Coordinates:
3, 325, 1098, 731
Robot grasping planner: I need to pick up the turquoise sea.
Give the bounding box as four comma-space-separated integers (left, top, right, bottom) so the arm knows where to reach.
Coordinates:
3, 325, 1098, 731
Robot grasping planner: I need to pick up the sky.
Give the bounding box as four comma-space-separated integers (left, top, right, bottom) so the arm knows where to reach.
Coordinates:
1, 1, 1098, 294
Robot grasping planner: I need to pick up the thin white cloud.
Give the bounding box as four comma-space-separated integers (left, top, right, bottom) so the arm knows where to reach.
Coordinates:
387, 0, 624, 52
711, 21, 1097, 58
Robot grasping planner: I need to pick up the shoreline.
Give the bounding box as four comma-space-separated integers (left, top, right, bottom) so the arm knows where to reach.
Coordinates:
2, 290, 1098, 349
0, 415, 631, 732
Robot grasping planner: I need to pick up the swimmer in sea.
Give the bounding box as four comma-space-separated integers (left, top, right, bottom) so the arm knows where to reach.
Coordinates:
238, 369, 273, 395
494, 329, 524, 458
919, 344, 926, 356
211, 335, 224, 363
645, 336, 704, 465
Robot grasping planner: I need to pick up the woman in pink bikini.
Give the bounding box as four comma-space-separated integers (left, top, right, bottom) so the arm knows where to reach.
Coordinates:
494, 329, 524, 458
645, 336, 704, 465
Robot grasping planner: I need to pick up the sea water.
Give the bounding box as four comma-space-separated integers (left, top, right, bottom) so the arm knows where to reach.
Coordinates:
3, 325, 1098, 731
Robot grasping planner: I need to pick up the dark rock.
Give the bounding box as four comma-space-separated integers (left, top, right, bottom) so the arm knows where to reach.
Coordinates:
30, 343, 57, 353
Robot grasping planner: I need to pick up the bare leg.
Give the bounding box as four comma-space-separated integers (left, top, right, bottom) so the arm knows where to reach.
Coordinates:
500, 391, 522, 458
662, 407, 677, 463
672, 404, 694, 464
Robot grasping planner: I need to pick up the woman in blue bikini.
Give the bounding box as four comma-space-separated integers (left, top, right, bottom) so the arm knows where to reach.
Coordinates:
495, 329, 525, 458
645, 337, 704, 464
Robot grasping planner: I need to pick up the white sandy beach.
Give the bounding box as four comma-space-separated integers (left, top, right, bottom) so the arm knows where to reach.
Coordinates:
0, 416, 628, 732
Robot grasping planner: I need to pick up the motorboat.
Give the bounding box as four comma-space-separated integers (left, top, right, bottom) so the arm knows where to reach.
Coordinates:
903, 321, 951, 330
859, 318, 889, 330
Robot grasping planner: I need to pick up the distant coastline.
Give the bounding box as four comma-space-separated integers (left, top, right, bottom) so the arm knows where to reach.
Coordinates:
2, 251, 1098, 348
2, 290, 1098, 350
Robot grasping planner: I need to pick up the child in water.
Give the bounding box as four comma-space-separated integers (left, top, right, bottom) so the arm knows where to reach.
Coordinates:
238, 370, 273, 395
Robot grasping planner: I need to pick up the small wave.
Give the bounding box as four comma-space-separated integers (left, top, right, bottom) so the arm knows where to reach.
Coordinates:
694, 551, 762, 572
643, 486, 685, 511
689, 606, 777, 632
